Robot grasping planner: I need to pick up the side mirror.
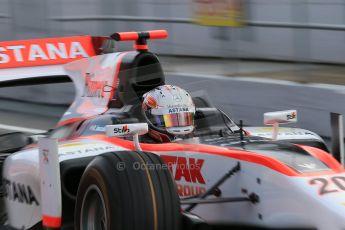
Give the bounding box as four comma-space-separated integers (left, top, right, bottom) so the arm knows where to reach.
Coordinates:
106, 123, 148, 151
0, 132, 33, 152
263, 110, 297, 140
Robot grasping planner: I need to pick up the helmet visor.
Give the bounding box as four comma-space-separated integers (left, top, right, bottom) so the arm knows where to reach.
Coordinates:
150, 112, 194, 128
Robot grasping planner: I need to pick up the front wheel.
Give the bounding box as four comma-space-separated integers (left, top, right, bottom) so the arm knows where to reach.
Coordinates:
75, 151, 181, 230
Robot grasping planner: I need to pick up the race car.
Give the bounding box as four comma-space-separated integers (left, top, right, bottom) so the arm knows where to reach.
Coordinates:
0, 30, 344, 230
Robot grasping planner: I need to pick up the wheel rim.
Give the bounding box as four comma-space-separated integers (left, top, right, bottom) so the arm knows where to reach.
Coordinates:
80, 185, 107, 230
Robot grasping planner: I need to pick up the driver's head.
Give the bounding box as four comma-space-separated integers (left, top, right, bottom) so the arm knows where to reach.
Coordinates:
142, 85, 195, 141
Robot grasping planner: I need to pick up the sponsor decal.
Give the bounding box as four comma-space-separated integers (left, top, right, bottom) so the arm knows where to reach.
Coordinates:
2, 178, 39, 206
0, 42, 87, 63
173, 95, 182, 102
160, 155, 206, 197
167, 103, 188, 108
309, 176, 345, 196
254, 132, 316, 137
59, 145, 116, 156
161, 156, 205, 184
113, 125, 130, 135
42, 149, 49, 164
192, 0, 245, 27
251, 127, 317, 137
82, 73, 108, 98
168, 107, 190, 114
0, 36, 93, 68
287, 112, 296, 120
177, 184, 206, 197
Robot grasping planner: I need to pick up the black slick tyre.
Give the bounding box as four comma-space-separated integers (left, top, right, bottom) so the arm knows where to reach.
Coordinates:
75, 151, 180, 230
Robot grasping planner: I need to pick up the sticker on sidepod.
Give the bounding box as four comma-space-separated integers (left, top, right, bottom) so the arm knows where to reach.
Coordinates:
248, 127, 319, 139
2, 178, 39, 206
58, 142, 126, 160
309, 175, 345, 196
160, 155, 207, 197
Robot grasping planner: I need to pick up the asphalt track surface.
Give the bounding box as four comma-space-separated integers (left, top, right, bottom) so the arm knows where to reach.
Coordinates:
0, 103, 61, 135
167, 73, 345, 138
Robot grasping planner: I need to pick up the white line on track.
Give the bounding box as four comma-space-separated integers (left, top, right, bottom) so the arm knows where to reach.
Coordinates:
0, 123, 46, 134
167, 72, 345, 91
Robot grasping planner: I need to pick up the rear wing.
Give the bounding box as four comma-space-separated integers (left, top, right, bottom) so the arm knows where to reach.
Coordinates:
0, 35, 114, 86
0, 30, 168, 127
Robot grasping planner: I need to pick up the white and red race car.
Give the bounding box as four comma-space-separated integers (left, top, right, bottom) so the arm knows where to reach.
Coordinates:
0, 30, 344, 230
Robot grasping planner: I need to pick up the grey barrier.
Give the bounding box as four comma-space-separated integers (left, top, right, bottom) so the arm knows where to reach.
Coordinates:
51, 15, 345, 31
0, 74, 344, 139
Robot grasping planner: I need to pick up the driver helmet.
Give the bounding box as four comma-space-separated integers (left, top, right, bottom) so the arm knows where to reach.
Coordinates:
142, 85, 195, 140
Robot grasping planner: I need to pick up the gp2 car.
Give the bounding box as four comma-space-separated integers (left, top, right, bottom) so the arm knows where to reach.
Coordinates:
0, 30, 344, 230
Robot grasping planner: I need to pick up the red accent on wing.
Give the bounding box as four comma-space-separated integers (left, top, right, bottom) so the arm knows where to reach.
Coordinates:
42, 215, 62, 228
114, 30, 168, 41
298, 145, 344, 173
115, 32, 139, 41
147, 30, 168, 39
0, 36, 105, 69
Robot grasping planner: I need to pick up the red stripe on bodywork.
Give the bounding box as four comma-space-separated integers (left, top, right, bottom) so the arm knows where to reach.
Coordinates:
148, 30, 168, 39
298, 145, 344, 174
76, 134, 342, 177
115, 32, 139, 41
42, 215, 61, 228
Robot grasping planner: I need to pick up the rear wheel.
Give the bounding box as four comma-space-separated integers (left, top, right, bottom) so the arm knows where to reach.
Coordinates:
75, 151, 180, 230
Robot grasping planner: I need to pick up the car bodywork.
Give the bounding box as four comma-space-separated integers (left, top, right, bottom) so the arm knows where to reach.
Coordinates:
0, 31, 344, 230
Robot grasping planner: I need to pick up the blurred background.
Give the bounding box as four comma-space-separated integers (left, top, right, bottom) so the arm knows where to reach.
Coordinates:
2, 0, 345, 63
0, 0, 345, 141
